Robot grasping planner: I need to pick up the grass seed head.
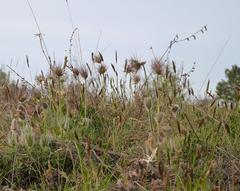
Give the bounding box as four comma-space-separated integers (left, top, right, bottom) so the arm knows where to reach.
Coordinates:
10, 118, 19, 133
144, 97, 152, 110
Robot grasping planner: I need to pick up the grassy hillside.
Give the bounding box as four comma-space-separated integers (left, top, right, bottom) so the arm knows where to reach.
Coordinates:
0, 28, 240, 191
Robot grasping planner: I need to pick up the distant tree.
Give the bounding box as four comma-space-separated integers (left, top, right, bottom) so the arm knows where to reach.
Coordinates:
0, 69, 9, 86
216, 65, 240, 102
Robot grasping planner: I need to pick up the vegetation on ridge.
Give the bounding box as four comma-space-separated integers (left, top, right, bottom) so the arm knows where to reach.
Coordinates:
0, 24, 240, 191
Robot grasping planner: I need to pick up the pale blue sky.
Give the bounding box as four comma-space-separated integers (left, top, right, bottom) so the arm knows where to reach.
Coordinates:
0, 0, 240, 93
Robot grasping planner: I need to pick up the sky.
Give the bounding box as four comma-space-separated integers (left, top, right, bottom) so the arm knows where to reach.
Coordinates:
0, 0, 240, 94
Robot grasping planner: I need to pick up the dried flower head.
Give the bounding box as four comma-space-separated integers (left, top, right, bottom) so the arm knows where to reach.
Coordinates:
130, 58, 146, 72
35, 75, 45, 84
124, 64, 134, 74
98, 64, 107, 75
151, 59, 165, 75
79, 66, 89, 80
92, 52, 104, 64
53, 66, 64, 77
133, 74, 141, 84
72, 68, 80, 78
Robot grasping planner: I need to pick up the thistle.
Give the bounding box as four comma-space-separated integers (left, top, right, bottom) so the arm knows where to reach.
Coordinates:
53, 66, 64, 77
72, 67, 80, 78
151, 59, 165, 75
92, 52, 104, 64
98, 64, 107, 75
129, 58, 146, 72
79, 66, 89, 80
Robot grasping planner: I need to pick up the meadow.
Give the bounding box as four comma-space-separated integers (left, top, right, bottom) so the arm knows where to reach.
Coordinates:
0, 23, 240, 191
